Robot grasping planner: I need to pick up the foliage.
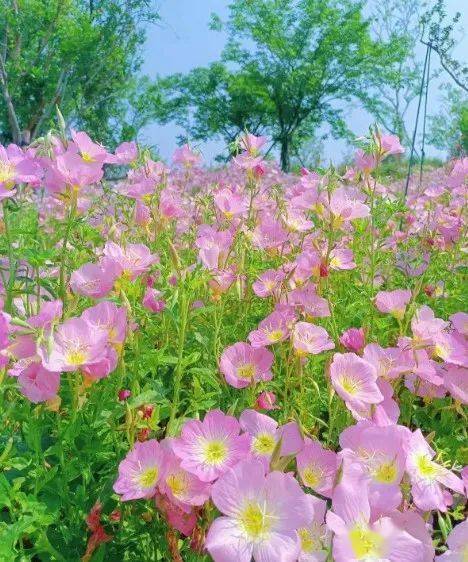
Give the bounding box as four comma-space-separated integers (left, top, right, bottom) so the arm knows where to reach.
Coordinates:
0, 0, 159, 147
155, 0, 399, 170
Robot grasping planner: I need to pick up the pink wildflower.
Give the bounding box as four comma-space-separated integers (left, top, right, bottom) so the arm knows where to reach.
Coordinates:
219, 342, 274, 389
296, 438, 338, 498
205, 458, 311, 562
329, 352, 383, 414
172, 409, 250, 482
255, 391, 278, 410
113, 440, 166, 501
339, 327, 365, 354
292, 322, 335, 355
248, 310, 293, 347
17, 363, 60, 403
142, 288, 165, 313
375, 289, 412, 320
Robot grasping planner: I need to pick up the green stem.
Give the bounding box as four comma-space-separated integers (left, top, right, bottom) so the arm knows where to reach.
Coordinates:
2, 201, 17, 313
168, 289, 189, 433
58, 192, 77, 309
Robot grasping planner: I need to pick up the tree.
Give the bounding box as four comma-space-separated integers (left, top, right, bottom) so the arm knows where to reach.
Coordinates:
429, 84, 468, 157
156, 0, 396, 171
0, 0, 159, 146
154, 62, 274, 159
359, 0, 426, 146
421, 0, 467, 93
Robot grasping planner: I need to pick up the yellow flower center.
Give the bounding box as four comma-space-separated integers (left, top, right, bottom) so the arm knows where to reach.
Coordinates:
138, 466, 159, 488
223, 210, 234, 220
349, 525, 384, 559
267, 329, 284, 342
330, 256, 341, 268
339, 375, 361, 396
166, 471, 189, 498
0, 162, 15, 184
373, 461, 398, 484
81, 151, 95, 163
298, 528, 316, 553
237, 363, 256, 379
203, 440, 228, 465
252, 433, 276, 455
302, 464, 323, 488
239, 502, 272, 539
66, 350, 87, 366
391, 308, 405, 321
416, 455, 439, 479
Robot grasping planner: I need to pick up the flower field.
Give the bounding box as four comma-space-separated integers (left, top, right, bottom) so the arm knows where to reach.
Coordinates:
0, 130, 467, 561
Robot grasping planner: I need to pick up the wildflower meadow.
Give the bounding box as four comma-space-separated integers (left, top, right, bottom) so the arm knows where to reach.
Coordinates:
0, 129, 467, 562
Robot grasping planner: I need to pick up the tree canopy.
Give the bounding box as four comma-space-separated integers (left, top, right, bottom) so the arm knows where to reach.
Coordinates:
155, 0, 400, 170
0, 0, 159, 146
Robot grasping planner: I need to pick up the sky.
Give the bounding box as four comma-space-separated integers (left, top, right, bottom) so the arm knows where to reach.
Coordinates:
141, 0, 467, 165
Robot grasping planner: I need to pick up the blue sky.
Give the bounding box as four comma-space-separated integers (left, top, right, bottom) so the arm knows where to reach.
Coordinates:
141, 0, 467, 165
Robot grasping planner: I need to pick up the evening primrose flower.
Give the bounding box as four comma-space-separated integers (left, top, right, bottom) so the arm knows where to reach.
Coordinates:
17, 363, 60, 403
339, 422, 408, 516
297, 495, 330, 562
436, 519, 468, 561
375, 289, 412, 320
248, 310, 293, 347
113, 440, 166, 501
172, 409, 250, 482
39, 317, 108, 372
205, 459, 311, 562
219, 342, 274, 389
239, 409, 303, 469
327, 463, 425, 562
404, 429, 464, 512
292, 322, 335, 355
296, 438, 338, 498
329, 353, 383, 415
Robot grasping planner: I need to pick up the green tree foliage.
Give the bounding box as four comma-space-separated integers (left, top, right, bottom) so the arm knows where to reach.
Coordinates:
0, 0, 159, 147
360, 0, 427, 147
156, 0, 398, 171
429, 85, 468, 157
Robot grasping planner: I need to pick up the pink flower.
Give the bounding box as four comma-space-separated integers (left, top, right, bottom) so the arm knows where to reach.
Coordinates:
142, 288, 165, 313
109, 141, 138, 165
411, 305, 448, 345
329, 187, 370, 224
81, 301, 127, 345
404, 429, 464, 512
288, 285, 331, 318
0, 144, 39, 196
39, 317, 108, 372
255, 391, 278, 410
172, 144, 201, 167
339, 327, 365, 354
436, 519, 468, 561
379, 134, 405, 156
339, 422, 408, 516
375, 289, 412, 320
205, 458, 311, 562
355, 149, 378, 173
252, 268, 285, 298
155, 492, 197, 536
329, 248, 356, 270
239, 409, 303, 468
329, 353, 383, 415
28, 300, 63, 329
297, 495, 330, 562
443, 364, 468, 404
248, 310, 292, 347
327, 462, 425, 562
172, 409, 250, 482
17, 363, 60, 403
363, 343, 405, 380
292, 322, 335, 355
450, 312, 468, 337
431, 331, 467, 367
296, 438, 338, 498
70, 260, 119, 298
158, 440, 211, 509
251, 214, 289, 250
214, 187, 248, 220
238, 133, 267, 155
113, 440, 166, 501
71, 130, 109, 164
103, 241, 157, 280
219, 342, 274, 389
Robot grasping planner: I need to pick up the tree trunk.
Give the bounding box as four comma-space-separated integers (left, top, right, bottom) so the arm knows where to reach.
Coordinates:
0, 56, 22, 144
280, 136, 290, 172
